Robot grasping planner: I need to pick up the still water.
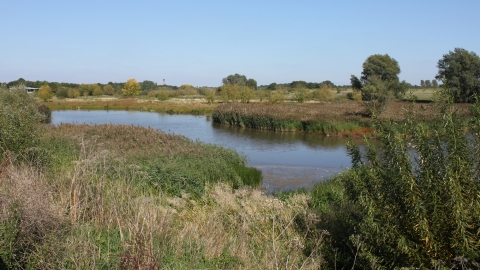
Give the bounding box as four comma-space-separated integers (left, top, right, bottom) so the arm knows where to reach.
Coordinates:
52, 110, 357, 191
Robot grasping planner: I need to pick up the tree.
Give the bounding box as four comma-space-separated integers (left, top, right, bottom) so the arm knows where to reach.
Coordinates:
432, 80, 438, 88
122, 78, 141, 96
141, 80, 157, 91
436, 48, 480, 103
361, 54, 400, 83
222, 73, 247, 85
267, 83, 277, 90
420, 80, 425, 87
103, 85, 115, 95
37, 85, 54, 101
425, 80, 431, 88
352, 54, 407, 104
246, 78, 257, 90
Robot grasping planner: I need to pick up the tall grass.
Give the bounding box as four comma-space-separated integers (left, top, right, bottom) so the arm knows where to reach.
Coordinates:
0, 123, 326, 269
212, 102, 473, 136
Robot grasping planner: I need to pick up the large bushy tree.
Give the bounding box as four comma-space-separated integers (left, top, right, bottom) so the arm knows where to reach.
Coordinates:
122, 79, 141, 96
351, 54, 408, 114
436, 48, 480, 103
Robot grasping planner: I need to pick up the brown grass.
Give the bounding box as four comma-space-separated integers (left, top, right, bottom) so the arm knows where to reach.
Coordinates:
214, 101, 473, 123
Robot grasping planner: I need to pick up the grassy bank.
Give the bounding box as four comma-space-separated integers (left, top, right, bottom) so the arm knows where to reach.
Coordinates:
42, 97, 216, 115
212, 102, 473, 136
0, 123, 328, 269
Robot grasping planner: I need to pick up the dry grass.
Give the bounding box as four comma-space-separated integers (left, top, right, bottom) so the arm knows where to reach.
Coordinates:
213, 101, 473, 123
0, 134, 324, 268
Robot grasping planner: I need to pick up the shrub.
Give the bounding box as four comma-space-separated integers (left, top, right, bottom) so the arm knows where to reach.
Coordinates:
55, 87, 69, 99
337, 101, 480, 268
0, 87, 44, 157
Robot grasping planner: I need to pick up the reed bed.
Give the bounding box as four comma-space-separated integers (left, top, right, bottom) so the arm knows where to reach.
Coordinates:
212, 102, 473, 135
0, 124, 324, 269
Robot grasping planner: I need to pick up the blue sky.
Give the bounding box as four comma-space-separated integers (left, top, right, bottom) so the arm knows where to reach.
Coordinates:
1, 0, 479, 87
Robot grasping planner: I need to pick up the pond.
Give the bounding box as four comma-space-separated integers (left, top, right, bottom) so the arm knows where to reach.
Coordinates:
52, 110, 358, 192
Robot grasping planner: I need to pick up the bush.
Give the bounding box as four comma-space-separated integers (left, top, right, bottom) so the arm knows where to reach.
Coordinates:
0, 87, 44, 157
336, 101, 480, 268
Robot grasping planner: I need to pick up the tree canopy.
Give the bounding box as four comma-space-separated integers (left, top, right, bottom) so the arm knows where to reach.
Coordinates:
222, 73, 257, 89
436, 48, 480, 103
351, 54, 407, 101
122, 78, 141, 96
38, 85, 54, 101
141, 80, 157, 91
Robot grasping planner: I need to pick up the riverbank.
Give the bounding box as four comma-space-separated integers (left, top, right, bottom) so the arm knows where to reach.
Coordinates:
42, 97, 217, 114
2, 124, 328, 269
212, 102, 473, 136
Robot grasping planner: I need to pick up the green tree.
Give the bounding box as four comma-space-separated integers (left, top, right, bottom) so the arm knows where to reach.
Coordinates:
103, 85, 115, 95
420, 80, 425, 87
246, 78, 257, 90
37, 85, 54, 101
222, 73, 247, 85
432, 80, 438, 88
267, 83, 277, 90
122, 78, 141, 96
352, 54, 407, 104
92, 85, 103, 96
239, 86, 255, 103
425, 80, 431, 88
141, 80, 157, 91
436, 48, 480, 103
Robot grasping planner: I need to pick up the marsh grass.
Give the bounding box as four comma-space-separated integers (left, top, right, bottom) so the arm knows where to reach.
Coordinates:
212, 102, 473, 135
1, 123, 324, 269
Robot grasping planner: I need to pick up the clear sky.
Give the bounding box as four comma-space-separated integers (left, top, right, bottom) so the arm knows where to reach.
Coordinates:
1, 0, 479, 87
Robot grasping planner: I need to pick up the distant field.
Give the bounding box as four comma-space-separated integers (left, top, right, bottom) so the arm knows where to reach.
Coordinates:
406, 88, 438, 101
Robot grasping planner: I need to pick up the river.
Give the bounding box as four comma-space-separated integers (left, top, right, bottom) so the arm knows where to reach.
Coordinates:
52, 110, 357, 192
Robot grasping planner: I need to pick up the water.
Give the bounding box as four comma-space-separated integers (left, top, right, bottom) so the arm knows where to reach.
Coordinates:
52, 110, 357, 191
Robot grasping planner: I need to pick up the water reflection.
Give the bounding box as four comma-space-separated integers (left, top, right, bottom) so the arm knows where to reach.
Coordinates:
52, 110, 357, 191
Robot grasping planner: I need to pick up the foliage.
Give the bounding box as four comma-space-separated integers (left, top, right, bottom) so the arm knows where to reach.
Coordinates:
156, 90, 169, 101
294, 87, 307, 103
122, 78, 142, 96
0, 87, 44, 156
268, 87, 287, 104
246, 78, 257, 90
313, 85, 335, 102
205, 90, 216, 104
55, 87, 69, 99
222, 73, 247, 85
103, 84, 115, 95
239, 86, 255, 103
220, 83, 240, 102
37, 85, 54, 101
267, 82, 277, 90
92, 85, 103, 96
141, 80, 157, 91
67, 88, 80, 98
353, 54, 407, 103
337, 102, 480, 268
436, 48, 480, 103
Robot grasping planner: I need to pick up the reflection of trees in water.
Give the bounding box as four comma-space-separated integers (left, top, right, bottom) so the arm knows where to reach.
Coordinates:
212, 122, 366, 150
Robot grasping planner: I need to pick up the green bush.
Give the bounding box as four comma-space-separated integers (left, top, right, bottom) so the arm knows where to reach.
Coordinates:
337, 101, 480, 268
0, 87, 45, 158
